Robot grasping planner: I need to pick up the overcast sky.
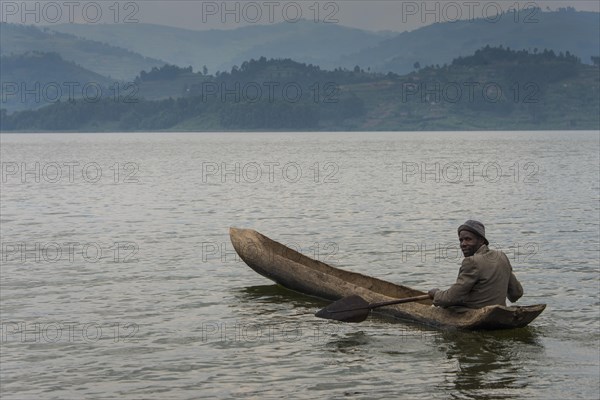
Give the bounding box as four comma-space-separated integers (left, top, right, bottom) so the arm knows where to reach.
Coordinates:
2, 1, 599, 32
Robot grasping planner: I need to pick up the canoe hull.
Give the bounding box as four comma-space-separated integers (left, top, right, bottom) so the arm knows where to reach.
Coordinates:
230, 228, 546, 330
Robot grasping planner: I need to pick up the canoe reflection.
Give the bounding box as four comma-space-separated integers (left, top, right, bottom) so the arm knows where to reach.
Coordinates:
238, 284, 326, 307
437, 329, 544, 398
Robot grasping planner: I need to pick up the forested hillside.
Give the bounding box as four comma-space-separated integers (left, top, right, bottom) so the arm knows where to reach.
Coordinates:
2, 47, 598, 131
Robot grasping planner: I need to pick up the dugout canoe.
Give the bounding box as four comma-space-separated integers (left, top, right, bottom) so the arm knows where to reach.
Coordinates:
230, 228, 546, 330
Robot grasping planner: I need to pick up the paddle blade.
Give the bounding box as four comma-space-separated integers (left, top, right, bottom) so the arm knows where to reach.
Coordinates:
315, 295, 371, 323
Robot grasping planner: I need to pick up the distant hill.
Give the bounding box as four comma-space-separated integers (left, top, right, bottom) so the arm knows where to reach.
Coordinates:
0, 23, 166, 80
47, 9, 600, 76
2, 47, 598, 132
341, 9, 600, 74
48, 20, 389, 73
0, 52, 116, 113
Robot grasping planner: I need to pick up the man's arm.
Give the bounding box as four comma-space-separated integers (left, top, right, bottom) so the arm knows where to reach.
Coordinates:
433, 259, 479, 307
507, 272, 523, 302
503, 253, 523, 303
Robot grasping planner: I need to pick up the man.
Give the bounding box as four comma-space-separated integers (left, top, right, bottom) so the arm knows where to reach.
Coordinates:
428, 220, 523, 309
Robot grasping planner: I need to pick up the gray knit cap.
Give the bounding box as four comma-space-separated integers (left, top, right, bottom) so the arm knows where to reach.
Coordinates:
458, 220, 489, 245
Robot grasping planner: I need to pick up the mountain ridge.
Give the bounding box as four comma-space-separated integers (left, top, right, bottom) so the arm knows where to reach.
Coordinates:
45, 9, 600, 76
48, 20, 389, 74
0, 23, 166, 80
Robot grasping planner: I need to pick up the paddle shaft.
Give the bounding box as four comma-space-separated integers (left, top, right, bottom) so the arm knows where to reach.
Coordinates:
365, 294, 431, 310
315, 293, 432, 322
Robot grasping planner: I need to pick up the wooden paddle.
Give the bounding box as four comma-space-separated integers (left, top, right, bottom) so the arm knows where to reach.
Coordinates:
315, 294, 431, 323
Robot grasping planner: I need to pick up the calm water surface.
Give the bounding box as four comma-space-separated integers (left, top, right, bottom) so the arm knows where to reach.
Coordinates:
1, 131, 598, 399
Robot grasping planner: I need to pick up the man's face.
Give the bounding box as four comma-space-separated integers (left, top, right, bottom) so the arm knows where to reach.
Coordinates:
459, 230, 484, 257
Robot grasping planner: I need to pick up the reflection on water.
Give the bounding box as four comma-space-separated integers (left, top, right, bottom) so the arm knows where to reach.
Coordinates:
238, 284, 327, 307
438, 329, 544, 399
325, 331, 373, 352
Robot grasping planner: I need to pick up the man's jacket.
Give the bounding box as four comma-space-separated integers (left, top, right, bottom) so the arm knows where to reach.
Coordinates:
432, 245, 523, 308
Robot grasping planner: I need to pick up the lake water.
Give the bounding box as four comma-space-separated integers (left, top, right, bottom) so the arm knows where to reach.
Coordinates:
1, 131, 598, 399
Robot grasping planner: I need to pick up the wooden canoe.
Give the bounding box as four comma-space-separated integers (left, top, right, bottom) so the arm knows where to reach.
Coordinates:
230, 227, 546, 330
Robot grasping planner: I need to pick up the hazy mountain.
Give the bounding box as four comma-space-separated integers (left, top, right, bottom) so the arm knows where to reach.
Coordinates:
0, 23, 165, 80
0, 52, 116, 113
340, 9, 600, 74
46, 9, 600, 76
48, 20, 389, 73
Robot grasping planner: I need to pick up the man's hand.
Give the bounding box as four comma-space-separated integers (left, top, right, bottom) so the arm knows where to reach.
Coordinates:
428, 288, 440, 299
